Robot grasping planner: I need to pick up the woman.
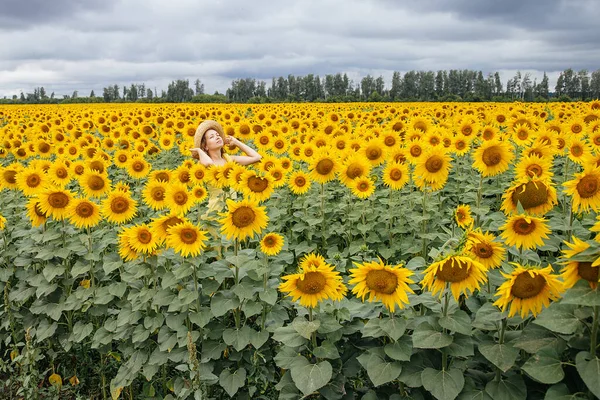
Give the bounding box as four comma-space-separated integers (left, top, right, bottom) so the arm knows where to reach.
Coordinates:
190, 120, 261, 166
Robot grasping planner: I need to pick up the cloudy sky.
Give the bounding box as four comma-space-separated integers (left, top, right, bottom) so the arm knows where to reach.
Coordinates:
1, 0, 599, 98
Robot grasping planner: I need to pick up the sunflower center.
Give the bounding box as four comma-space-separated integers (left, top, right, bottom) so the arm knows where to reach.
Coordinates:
180, 228, 198, 244
151, 187, 165, 201
173, 191, 188, 205
89, 176, 105, 191
48, 192, 69, 208
132, 161, 145, 172
511, 272, 546, 299
74, 165, 85, 175
264, 161, 275, 171
259, 136, 269, 145
34, 202, 47, 217
513, 218, 536, 235
472, 243, 493, 259
316, 159, 334, 175
577, 262, 599, 282
572, 124, 582, 134
26, 174, 41, 187
517, 129, 528, 140
274, 140, 285, 149
76, 202, 94, 218
425, 155, 444, 173
358, 181, 370, 191
118, 154, 128, 163
295, 176, 306, 187
347, 163, 364, 179
410, 146, 422, 157
179, 172, 190, 183
39, 143, 51, 153
365, 270, 398, 294
576, 175, 599, 199
482, 146, 502, 166
110, 197, 130, 213
248, 176, 269, 193
56, 168, 68, 178
435, 258, 470, 282
232, 206, 255, 228
511, 181, 549, 210
571, 145, 583, 157
526, 164, 543, 178
367, 147, 382, 160
162, 216, 183, 231
389, 168, 403, 181
296, 271, 326, 294
264, 236, 276, 247
462, 126, 472, 135
384, 137, 396, 146
89, 161, 104, 173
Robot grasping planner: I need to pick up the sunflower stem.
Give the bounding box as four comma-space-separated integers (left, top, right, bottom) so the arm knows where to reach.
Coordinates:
476, 175, 483, 228
234, 238, 241, 329
87, 227, 95, 288
192, 261, 200, 312
261, 253, 269, 331
421, 191, 428, 259
591, 305, 599, 356
495, 318, 508, 382
309, 307, 317, 350
388, 188, 394, 247
321, 183, 326, 252
442, 290, 450, 371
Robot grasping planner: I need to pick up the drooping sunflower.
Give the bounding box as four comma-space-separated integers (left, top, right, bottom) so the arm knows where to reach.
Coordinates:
514, 153, 554, 181
26, 199, 48, 227
288, 170, 311, 195
348, 258, 414, 312
564, 164, 600, 212
381, 162, 409, 190
501, 178, 558, 216
472, 140, 515, 177
413, 148, 452, 191
465, 229, 506, 269
16, 167, 47, 197
560, 236, 599, 289
0, 163, 21, 190
150, 214, 188, 243
279, 255, 347, 308
309, 151, 338, 184
499, 214, 550, 250
117, 229, 140, 261
67, 198, 101, 229
260, 232, 285, 256
37, 186, 75, 221
240, 170, 275, 203
219, 199, 269, 241
455, 204, 474, 229
421, 254, 488, 301
165, 221, 208, 257
79, 170, 111, 198
165, 183, 194, 215
351, 176, 375, 199
142, 181, 169, 211
149, 169, 173, 183
101, 190, 138, 224
493, 264, 563, 318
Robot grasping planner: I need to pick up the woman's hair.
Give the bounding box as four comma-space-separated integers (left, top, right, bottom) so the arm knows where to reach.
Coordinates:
201, 134, 225, 157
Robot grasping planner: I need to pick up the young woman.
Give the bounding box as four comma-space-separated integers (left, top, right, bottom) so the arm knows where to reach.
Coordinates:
190, 120, 261, 166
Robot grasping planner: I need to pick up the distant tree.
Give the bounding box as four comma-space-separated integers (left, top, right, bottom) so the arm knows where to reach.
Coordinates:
194, 79, 205, 95
147, 88, 153, 100
90, 90, 95, 98
72, 90, 78, 99
579, 70, 590, 100
590, 70, 600, 99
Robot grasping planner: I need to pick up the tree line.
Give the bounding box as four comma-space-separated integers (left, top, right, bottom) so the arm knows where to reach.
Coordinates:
2, 68, 599, 105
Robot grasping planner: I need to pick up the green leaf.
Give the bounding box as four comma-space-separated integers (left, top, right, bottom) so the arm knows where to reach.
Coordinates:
439, 310, 472, 336
384, 336, 412, 361
421, 368, 464, 400
380, 317, 407, 341
472, 303, 504, 330
533, 308, 580, 335
42, 263, 65, 282
362, 318, 386, 338
259, 288, 278, 305
200, 340, 226, 362
357, 348, 403, 387
478, 343, 519, 372
560, 282, 600, 306
274, 347, 305, 369
522, 350, 564, 384
250, 329, 269, 349
313, 341, 340, 359
35, 319, 58, 342
457, 390, 493, 400
511, 325, 562, 354
290, 358, 332, 396
102, 252, 123, 274
223, 326, 253, 352
446, 334, 474, 358
189, 308, 212, 328
575, 352, 600, 398
544, 383, 588, 400
210, 292, 240, 318
219, 368, 246, 398
484, 375, 526, 400
131, 324, 150, 344
292, 317, 321, 339
70, 321, 93, 343
272, 325, 308, 348
412, 323, 453, 349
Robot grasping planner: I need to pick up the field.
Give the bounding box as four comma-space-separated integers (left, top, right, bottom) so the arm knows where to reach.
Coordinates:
1, 102, 600, 399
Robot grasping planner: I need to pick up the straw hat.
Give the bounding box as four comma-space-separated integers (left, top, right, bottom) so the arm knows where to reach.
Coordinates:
194, 120, 225, 149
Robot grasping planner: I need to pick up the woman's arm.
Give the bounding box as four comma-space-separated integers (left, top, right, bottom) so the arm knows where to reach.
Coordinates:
190, 148, 214, 166
226, 136, 262, 166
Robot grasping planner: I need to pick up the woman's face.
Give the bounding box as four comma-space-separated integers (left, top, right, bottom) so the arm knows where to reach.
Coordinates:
204, 129, 223, 151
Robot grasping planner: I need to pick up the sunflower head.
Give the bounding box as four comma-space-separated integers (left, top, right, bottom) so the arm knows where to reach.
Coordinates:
260, 232, 285, 256
421, 254, 487, 301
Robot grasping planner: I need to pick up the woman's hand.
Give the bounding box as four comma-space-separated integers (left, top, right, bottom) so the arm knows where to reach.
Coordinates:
225, 135, 240, 148
190, 148, 203, 159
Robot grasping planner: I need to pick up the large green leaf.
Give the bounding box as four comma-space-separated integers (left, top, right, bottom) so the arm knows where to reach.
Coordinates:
575, 352, 600, 398
380, 317, 407, 341
272, 325, 308, 347
292, 317, 321, 339
70, 321, 94, 343
560, 282, 600, 306
439, 310, 472, 336
384, 336, 412, 361
290, 358, 332, 396
219, 368, 246, 397
210, 292, 240, 318
421, 368, 464, 400
522, 350, 564, 384
412, 323, 453, 349
478, 343, 519, 372
533, 306, 580, 335
222, 326, 253, 352
357, 348, 402, 387
484, 375, 526, 400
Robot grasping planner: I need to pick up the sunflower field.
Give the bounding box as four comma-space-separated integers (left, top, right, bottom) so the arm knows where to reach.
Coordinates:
1, 102, 600, 399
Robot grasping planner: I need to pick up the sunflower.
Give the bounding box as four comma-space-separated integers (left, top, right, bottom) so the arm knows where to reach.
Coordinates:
188, 164, 206, 185
466, 229, 505, 269
405, 140, 425, 165
455, 204, 474, 229
382, 161, 409, 190
0, 214, 6, 230
240, 170, 275, 203
124, 224, 159, 255
16, 167, 47, 197
150, 214, 188, 243
567, 137, 592, 165
362, 139, 387, 166
472, 140, 515, 177
421, 254, 488, 301
267, 166, 287, 188
309, 151, 338, 184
338, 154, 372, 186
560, 236, 599, 289
413, 148, 452, 190
351, 176, 375, 199
514, 154, 553, 181
480, 125, 499, 141
228, 164, 248, 191
101, 191, 137, 224
165, 221, 208, 257
348, 258, 414, 312
0, 163, 21, 190
260, 232, 285, 256
142, 181, 169, 211
220, 199, 269, 241
117, 229, 140, 261
126, 157, 151, 179
499, 214, 550, 250
279, 255, 347, 308
164, 183, 194, 215
26, 199, 48, 227
67, 198, 101, 229
501, 178, 558, 216
288, 170, 311, 195
79, 170, 111, 198
493, 264, 563, 318
37, 186, 74, 221
564, 164, 600, 212
512, 123, 534, 146
191, 185, 208, 203
47, 160, 72, 187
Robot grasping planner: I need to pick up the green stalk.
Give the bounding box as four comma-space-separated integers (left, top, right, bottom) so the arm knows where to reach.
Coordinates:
87, 227, 95, 288
321, 183, 326, 251
495, 318, 508, 382
192, 261, 200, 312
441, 290, 450, 371
591, 306, 598, 356
261, 253, 269, 330
476, 175, 483, 228
309, 307, 317, 350
234, 238, 241, 329
421, 191, 428, 258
